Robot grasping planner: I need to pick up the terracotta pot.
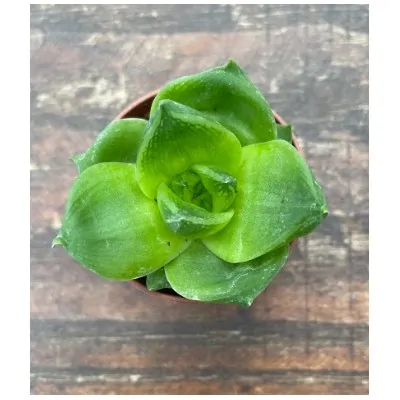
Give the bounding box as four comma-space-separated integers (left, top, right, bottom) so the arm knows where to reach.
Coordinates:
116, 90, 302, 303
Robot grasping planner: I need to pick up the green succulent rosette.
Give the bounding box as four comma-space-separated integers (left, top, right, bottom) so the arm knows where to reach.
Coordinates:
54, 60, 328, 307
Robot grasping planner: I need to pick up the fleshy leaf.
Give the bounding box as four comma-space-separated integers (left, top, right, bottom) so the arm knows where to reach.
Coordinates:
71, 118, 148, 173
170, 170, 213, 212
150, 59, 277, 146
146, 268, 172, 291
276, 124, 293, 143
136, 100, 242, 199
157, 182, 234, 239
170, 170, 204, 203
203, 140, 328, 263
165, 241, 289, 306
53, 163, 189, 280
191, 164, 237, 212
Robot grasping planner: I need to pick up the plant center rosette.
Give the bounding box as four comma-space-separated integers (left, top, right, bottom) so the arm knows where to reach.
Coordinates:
53, 60, 328, 307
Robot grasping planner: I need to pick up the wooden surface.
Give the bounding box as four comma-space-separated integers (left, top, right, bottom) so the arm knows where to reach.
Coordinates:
30, 4, 369, 395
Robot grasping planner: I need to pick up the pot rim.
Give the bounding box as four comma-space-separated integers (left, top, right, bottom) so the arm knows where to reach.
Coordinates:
116, 89, 302, 303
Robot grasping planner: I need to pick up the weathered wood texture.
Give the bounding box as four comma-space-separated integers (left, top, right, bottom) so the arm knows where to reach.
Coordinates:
30, 4, 369, 395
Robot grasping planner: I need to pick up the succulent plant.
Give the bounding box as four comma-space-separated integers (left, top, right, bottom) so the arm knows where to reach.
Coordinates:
53, 60, 328, 307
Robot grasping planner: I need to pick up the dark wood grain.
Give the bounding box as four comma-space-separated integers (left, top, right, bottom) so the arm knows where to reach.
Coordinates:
30, 4, 369, 395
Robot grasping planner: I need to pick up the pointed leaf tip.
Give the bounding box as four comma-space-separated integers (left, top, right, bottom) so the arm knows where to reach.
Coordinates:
223, 59, 242, 74
52, 235, 66, 248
